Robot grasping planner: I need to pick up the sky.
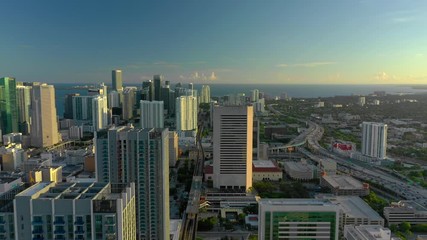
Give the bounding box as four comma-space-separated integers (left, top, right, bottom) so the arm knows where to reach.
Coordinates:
0, 0, 427, 85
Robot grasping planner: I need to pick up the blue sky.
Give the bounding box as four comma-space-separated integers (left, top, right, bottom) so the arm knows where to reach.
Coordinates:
1, 0, 427, 84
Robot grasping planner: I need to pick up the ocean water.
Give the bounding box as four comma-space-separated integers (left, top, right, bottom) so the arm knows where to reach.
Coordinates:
53, 83, 427, 117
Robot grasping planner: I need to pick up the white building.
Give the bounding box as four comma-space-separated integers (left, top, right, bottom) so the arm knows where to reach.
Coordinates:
359, 96, 366, 106
176, 96, 197, 131
140, 100, 164, 128
252, 160, 282, 182
200, 85, 211, 104
14, 182, 136, 240
284, 161, 316, 180
16, 85, 32, 134
108, 90, 121, 108
213, 105, 253, 191
384, 201, 427, 225
344, 225, 391, 240
251, 89, 259, 102
123, 87, 137, 120
92, 95, 108, 131
30, 83, 60, 148
258, 199, 339, 240
362, 122, 388, 159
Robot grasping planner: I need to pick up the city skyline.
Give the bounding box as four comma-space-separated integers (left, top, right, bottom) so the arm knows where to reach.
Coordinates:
1, 0, 427, 85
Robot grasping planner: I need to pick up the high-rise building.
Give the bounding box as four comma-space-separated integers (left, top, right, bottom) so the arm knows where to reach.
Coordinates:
72, 95, 94, 121
140, 101, 164, 128
64, 93, 80, 119
251, 89, 259, 102
108, 90, 121, 109
92, 95, 108, 131
359, 96, 366, 107
95, 126, 169, 239
258, 199, 339, 240
0, 77, 18, 134
169, 131, 179, 167
361, 122, 387, 159
16, 85, 32, 134
123, 87, 137, 120
153, 75, 163, 101
213, 105, 253, 190
30, 83, 60, 147
200, 85, 211, 104
142, 80, 154, 101
15, 182, 136, 240
175, 96, 197, 132
112, 69, 123, 92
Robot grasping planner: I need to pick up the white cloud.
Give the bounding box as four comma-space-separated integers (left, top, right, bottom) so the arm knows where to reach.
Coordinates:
209, 72, 217, 81
374, 72, 389, 81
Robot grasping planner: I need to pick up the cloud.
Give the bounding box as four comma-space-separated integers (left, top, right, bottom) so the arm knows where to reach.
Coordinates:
209, 72, 217, 81
374, 72, 389, 81
392, 16, 416, 23
276, 61, 336, 68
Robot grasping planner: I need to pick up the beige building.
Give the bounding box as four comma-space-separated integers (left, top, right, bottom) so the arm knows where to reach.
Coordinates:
30, 83, 59, 147
30, 166, 63, 183
169, 131, 179, 166
321, 175, 370, 196
213, 105, 253, 191
252, 160, 282, 182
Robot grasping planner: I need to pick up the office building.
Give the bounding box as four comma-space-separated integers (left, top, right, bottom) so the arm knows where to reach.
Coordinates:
142, 80, 154, 101
318, 195, 385, 228
16, 85, 32, 134
200, 85, 211, 104
72, 95, 94, 121
123, 87, 137, 120
321, 175, 370, 197
140, 100, 164, 128
112, 69, 123, 92
362, 122, 388, 159
14, 182, 136, 240
153, 74, 163, 101
176, 96, 197, 132
384, 201, 427, 226
64, 93, 79, 119
30, 83, 60, 148
108, 90, 121, 109
92, 95, 108, 131
0, 77, 18, 134
258, 199, 339, 240
213, 105, 253, 190
344, 225, 391, 240
161, 83, 174, 115
95, 126, 169, 239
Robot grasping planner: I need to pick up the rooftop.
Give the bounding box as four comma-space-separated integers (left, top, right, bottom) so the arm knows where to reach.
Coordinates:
259, 198, 334, 207
284, 161, 314, 172
322, 175, 366, 190
345, 225, 391, 240
253, 160, 282, 173
325, 196, 383, 220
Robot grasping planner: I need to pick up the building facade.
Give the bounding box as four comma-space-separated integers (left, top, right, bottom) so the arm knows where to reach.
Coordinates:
0, 77, 18, 134
200, 85, 211, 104
175, 96, 197, 131
95, 126, 169, 239
112, 69, 123, 92
140, 100, 164, 128
16, 85, 32, 134
213, 105, 253, 191
259, 199, 339, 240
30, 83, 60, 147
362, 122, 387, 159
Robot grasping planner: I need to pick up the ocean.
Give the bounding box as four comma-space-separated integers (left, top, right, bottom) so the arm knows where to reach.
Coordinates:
53, 83, 427, 117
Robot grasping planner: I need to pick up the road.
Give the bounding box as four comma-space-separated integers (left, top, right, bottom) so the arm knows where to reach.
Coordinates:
268, 104, 427, 206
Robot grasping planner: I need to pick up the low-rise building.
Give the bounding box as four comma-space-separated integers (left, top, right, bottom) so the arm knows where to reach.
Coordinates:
384, 201, 427, 226
252, 160, 282, 182
344, 225, 391, 240
321, 175, 369, 196
284, 161, 315, 180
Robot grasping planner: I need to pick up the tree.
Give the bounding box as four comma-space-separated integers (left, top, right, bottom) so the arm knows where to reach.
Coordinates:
389, 224, 398, 233
198, 217, 218, 231
399, 222, 411, 234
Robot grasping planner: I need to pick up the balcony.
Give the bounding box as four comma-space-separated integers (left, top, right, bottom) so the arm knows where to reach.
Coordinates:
32, 237, 44, 240
53, 220, 65, 225
74, 229, 85, 234
74, 220, 85, 225
53, 229, 65, 234
32, 229, 43, 234
32, 220, 43, 225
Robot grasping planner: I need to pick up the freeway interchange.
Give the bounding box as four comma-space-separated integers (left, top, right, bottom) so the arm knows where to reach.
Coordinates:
268, 104, 427, 206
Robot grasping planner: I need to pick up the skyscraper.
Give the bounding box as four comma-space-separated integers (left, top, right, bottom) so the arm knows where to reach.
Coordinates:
251, 89, 260, 102
123, 87, 137, 120
63, 93, 80, 119
361, 122, 388, 159
200, 85, 211, 104
140, 100, 164, 128
175, 95, 197, 132
258, 199, 339, 240
95, 126, 169, 239
16, 85, 32, 134
142, 80, 154, 101
153, 75, 163, 101
92, 95, 108, 131
30, 83, 59, 147
0, 77, 18, 134
112, 69, 123, 92
72, 95, 94, 121
213, 105, 253, 190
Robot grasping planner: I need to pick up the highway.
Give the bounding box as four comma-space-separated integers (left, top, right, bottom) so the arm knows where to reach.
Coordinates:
268, 104, 427, 206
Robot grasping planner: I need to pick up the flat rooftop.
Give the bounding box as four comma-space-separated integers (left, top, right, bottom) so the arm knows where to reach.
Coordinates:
322, 175, 365, 190
284, 161, 313, 172
259, 198, 334, 207
326, 196, 383, 220
253, 160, 282, 172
